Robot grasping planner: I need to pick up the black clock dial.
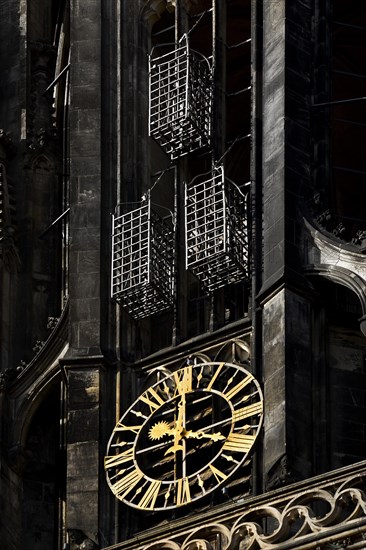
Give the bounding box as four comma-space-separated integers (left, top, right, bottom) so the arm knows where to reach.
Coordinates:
105, 362, 263, 510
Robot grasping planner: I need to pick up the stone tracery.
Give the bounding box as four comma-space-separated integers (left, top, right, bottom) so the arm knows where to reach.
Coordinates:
122, 472, 366, 550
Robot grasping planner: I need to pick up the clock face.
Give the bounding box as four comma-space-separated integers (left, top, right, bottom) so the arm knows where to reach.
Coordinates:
105, 362, 263, 511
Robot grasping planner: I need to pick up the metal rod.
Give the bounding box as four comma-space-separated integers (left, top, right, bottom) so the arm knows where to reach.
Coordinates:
39, 208, 70, 238
313, 96, 366, 107
152, 24, 175, 37
333, 69, 366, 79
151, 166, 176, 178
227, 85, 251, 97
187, 9, 210, 36
334, 20, 366, 31
189, 7, 213, 20
227, 37, 251, 49
334, 117, 366, 127
334, 165, 366, 176
215, 133, 251, 165
43, 63, 70, 94
150, 162, 175, 192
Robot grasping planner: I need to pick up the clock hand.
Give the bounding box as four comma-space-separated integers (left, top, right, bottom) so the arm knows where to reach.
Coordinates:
165, 394, 186, 455
148, 397, 187, 454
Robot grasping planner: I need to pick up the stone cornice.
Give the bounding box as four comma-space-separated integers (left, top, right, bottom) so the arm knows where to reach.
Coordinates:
132, 318, 252, 373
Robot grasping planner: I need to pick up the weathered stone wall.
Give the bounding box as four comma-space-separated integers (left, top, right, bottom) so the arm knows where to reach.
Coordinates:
68, 0, 102, 356
260, 0, 315, 488
0, 461, 22, 550
329, 329, 366, 467
66, 367, 101, 545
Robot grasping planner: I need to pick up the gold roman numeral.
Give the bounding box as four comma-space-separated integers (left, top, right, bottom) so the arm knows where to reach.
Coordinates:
209, 464, 228, 483
114, 422, 143, 434
176, 477, 191, 506
223, 373, 254, 401
138, 480, 161, 509
232, 401, 263, 422
222, 433, 256, 453
112, 468, 143, 499
140, 387, 165, 413
105, 446, 134, 469
206, 362, 225, 391
174, 366, 193, 396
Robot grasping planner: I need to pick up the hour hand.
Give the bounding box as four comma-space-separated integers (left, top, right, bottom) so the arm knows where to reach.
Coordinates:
184, 430, 225, 442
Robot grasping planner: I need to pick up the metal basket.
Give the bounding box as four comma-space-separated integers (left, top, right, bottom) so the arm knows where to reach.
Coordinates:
149, 34, 212, 159
185, 166, 249, 291
111, 197, 174, 319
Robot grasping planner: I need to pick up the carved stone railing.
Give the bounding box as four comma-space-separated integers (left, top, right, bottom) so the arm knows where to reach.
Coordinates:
105, 461, 366, 550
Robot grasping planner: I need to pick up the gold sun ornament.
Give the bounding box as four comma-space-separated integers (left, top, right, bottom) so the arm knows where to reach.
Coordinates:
148, 421, 171, 440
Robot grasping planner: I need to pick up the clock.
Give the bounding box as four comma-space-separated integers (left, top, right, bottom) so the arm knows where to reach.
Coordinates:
105, 361, 263, 511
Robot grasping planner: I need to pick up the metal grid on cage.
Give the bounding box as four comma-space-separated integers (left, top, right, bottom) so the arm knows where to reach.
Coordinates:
111, 197, 174, 319
185, 166, 249, 292
149, 34, 212, 159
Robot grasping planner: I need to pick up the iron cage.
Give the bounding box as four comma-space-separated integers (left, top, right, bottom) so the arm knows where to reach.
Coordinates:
111, 196, 174, 319
185, 165, 249, 292
149, 34, 212, 159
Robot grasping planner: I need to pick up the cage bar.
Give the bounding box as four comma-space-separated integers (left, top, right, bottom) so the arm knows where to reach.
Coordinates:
185, 166, 249, 291
111, 197, 174, 319
149, 34, 212, 159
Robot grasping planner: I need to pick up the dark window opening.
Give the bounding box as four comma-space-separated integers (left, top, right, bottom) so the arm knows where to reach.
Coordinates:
313, 1, 366, 245
315, 279, 366, 471
22, 384, 64, 550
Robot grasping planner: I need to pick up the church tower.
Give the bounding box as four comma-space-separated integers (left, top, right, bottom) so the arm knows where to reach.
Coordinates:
1, 1, 366, 549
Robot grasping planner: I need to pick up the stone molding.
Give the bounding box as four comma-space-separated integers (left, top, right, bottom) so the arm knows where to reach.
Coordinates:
304, 218, 366, 335
141, 0, 208, 25
5, 302, 69, 457
312, 191, 366, 250
104, 462, 366, 550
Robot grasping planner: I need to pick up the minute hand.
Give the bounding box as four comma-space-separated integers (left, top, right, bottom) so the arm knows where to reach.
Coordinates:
164, 395, 186, 455
184, 430, 225, 442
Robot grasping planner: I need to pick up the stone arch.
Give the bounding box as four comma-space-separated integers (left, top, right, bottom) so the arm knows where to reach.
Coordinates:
306, 263, 366, 470
9, 373, 64, 549
306, 264, 366, 336
214, 338, 251, 364
10, 370, 62, 455
140, 0, 170, 26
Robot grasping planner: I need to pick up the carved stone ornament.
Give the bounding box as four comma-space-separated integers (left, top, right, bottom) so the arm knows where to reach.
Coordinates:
0, 130, 15, 160
27, 42, 58, 151
142, 0, 168, 24
104, 467, 366, 549
311, 191, 366, 251
265, 454, 295, 491
304, 218, 366, 336
47, 316, 60, 331
68, 530, 98, 550
0, 368, 18, 391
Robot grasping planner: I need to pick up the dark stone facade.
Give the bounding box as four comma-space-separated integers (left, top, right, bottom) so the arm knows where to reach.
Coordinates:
1, 1, 366, 549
